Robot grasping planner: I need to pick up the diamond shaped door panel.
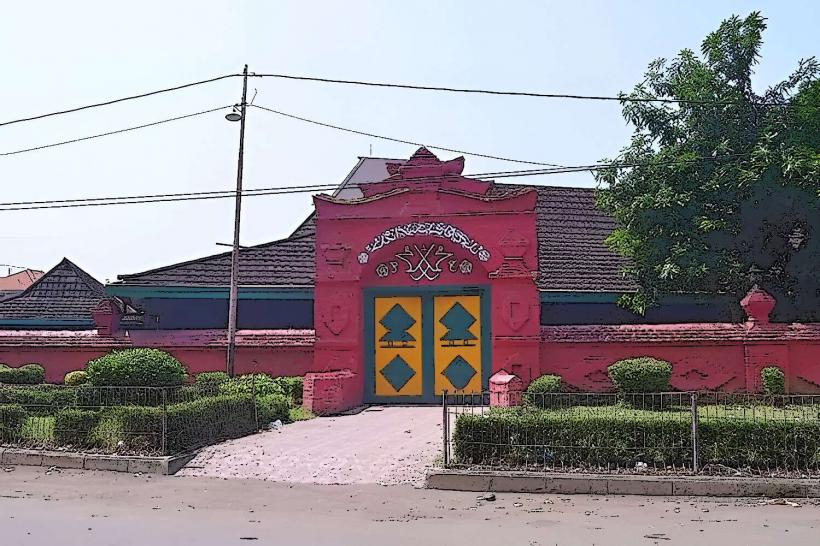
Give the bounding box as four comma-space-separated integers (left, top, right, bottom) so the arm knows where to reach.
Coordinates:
434, 295, 482, 395
373, 297, 423, 396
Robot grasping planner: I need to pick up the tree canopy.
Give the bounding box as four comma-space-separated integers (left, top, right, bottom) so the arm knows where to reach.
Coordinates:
596, 12, 819, 320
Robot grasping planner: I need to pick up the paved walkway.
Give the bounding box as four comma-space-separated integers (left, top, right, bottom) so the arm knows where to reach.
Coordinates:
178, 406, 441, 486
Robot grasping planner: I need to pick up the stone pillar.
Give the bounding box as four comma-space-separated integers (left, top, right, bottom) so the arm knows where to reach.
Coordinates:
740, 286, 790, 392
489, 370, 524, 407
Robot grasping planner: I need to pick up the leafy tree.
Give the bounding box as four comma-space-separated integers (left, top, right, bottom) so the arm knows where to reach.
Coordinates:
596, 12, 819, 320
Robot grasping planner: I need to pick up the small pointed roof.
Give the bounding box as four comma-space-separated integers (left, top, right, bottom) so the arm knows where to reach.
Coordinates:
0, 258, 107, 328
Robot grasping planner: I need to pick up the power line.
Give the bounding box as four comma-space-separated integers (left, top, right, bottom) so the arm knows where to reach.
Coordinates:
0, 74, 239, 128
250, 104, 564, 167
254, 73, 783, 107
0, 105, 232, 157
0, 153, 750, 212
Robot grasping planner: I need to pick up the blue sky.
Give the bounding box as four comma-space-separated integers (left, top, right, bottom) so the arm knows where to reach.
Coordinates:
1, 1, 817, 281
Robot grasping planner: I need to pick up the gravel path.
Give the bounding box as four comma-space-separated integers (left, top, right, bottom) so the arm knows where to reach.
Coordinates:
178, 406, 441, 486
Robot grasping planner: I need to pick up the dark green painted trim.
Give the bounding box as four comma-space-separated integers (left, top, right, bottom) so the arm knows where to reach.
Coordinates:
363, 285, 491, 404
106, 285, 314, 300
538, 291, 720, 304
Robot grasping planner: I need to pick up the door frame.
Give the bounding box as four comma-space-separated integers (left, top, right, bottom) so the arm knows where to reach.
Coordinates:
363, 284, 491, 404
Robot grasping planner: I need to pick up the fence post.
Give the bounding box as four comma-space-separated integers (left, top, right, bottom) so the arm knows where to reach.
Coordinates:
690, 391, 699, 473
252, 372, 258, 430
161, 388, 168, 456
442, 389, 449, 467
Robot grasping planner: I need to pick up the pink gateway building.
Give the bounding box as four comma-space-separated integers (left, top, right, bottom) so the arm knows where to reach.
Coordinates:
1, 149, 818, 413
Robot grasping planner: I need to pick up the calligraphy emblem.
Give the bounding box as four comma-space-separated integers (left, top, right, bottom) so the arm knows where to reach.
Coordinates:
396, 244, 453, 282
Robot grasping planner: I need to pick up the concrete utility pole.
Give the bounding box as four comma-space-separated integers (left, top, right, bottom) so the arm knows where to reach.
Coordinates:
226, 64, 249, 377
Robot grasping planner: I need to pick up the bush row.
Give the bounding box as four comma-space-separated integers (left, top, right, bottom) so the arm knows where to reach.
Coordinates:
452, 409, 820, 469
0, 364, 45, 385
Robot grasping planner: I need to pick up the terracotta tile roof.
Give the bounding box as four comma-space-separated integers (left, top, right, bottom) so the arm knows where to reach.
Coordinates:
540, 323, 820, 343
0, 258, 106, 326
0, 328, 315, 348
0, 269, 44, 290
116, 234, 315, 287
116, 161, 635, 293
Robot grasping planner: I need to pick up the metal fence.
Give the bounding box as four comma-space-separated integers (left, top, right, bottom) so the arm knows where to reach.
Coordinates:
0, 383, 255, 456
442, 391, 820, 476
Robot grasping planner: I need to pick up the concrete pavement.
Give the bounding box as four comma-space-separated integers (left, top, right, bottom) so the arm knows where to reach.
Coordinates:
178, 406, 442, 485
2, 466, 819, 545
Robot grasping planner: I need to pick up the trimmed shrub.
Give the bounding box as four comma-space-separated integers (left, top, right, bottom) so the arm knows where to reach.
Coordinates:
523, 374, 563, 408
761, 367, 785, 395
54, 409, 100, 447
608, 357, 672, 393
219, 374, 304, 403
274, 376, 304, 404
0, 404, 27, 443
0, 385, 76, 415
86, 349, 186, 387
64, 370, 89, 386
219, 374, 280, 397
92, 394, 257, 454
93, 405, 163, 452
452, 407, 820, 470
194, 371, 230, 389
257, 394, 291, 425
0, 364, 45, 385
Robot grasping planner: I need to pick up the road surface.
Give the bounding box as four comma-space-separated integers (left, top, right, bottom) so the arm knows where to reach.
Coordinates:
1, 466, 818, 545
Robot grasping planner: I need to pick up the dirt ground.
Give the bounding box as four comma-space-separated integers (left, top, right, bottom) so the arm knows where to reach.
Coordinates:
178, 406, 442, 485
2, 466, 819, 545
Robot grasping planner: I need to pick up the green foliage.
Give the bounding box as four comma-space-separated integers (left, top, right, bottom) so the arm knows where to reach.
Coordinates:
608, 357, 672, 393
0, 385, 76, 414
54, 409, 99, 447
275, 376, 304, 404
595, 12, 820, 320
219, 374, 303, 402
257, 394, 291, 425
0, 364, 45, 385
86, 349, 186, 387
64, 370, 88, 386
761, 366, 785, 395
453, 407, 820, 469
0, 404, 27, 442
93, 394, 257, 454
524, 375, 563, 408
288, 406, 315, 422
194, 371, 230, 389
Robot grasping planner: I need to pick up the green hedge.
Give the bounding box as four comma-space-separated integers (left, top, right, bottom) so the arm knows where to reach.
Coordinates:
0, 404, 27, 443
257, 394, 291, 425
453, 408, 820, 470
608, 357, 672, 393
0, 364, 45, 385
86, 349, 186, 387
194, 372, 230, 389
64, 370, 89, 386
0, 385, 77, 414
219, 374, 303, 403
524, 375, 562, 408
93, 394, 257, 453
761, 367, 785, 395
54, 409, 100, 447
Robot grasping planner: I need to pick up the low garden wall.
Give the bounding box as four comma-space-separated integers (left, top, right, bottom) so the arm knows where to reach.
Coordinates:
0, 329, 315, 383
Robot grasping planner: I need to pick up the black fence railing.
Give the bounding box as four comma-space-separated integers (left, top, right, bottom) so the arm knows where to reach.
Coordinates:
443, 391, 820, 475
0, 383, 258, 456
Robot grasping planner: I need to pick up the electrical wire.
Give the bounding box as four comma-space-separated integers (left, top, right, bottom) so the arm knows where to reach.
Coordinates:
253, 73, 785, 107
0, 153, 749, 212
0, 74, 239, 128
0, 105, 232, 157
250, 104, 564, 167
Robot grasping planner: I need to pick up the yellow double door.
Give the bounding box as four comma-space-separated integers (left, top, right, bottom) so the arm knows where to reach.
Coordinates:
371, 293, 484, 401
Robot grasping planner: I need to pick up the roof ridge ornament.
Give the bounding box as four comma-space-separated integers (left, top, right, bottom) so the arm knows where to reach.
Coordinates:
386, 147, 465, 180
